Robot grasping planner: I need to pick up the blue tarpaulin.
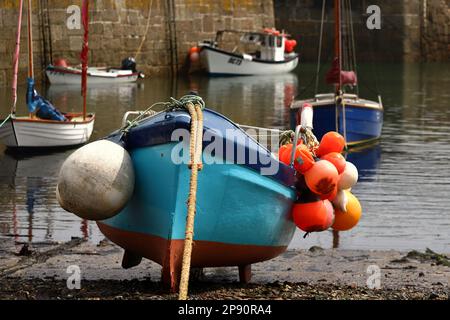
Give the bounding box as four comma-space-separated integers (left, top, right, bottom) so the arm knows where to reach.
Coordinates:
26, 78, 67, 121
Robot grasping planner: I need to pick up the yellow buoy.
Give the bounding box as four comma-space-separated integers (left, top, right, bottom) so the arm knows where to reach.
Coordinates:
332, 191, 362, 231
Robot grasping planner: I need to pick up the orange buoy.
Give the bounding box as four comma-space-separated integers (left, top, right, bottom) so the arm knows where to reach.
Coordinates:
278, 143, 293, 165
54, 58, 68, 68
316, 132, 346, 157
293, 144, 315, 174
332, 191, 362, 231
304, 160, 339, 196
292, 200, 330, 233
320, 185, 337, 201
338, 161, 358, 190
324, 200, 335, 229
189, 46, 200, 63
321, 152, 346, 175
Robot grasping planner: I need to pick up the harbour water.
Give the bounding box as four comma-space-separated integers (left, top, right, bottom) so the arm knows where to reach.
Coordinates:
0, 63, 449, 253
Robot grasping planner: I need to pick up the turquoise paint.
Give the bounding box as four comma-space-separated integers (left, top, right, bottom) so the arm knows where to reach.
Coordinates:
104, 142, 297, 247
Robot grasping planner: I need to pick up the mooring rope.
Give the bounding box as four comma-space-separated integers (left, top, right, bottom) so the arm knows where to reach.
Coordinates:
0, 114, 12, 129
179, 102, 203, 300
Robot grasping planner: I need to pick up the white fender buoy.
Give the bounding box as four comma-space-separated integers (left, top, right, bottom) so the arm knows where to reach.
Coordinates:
57, 140, 135, 221
332, 189, 348, 212
338, 161, 358, 190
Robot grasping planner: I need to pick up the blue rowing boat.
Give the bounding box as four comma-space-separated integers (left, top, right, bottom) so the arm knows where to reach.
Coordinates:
290, 93, 383, 146
95, 107, 297, 291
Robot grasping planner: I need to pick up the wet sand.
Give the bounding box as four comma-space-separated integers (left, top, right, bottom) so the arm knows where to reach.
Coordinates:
0, 238, 448, 300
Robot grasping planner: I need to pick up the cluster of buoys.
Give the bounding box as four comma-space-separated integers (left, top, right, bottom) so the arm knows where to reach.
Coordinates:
284, 38, 297, 53
189, 46, 200, 63
279, 131, 362, 234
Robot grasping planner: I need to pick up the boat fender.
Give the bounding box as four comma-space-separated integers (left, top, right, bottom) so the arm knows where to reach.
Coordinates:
56, 140, 135, 221
338, 161, 358, 190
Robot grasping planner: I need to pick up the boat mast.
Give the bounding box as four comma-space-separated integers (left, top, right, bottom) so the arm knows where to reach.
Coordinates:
27, 0, 34, 79
81, 0, 89, 120
334, 0, 342, 93
11, 0, 24, 115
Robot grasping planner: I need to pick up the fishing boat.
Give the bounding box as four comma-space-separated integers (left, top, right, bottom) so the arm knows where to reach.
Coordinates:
198, 29, 299, 75
290, 0, 383, 147
57, 96, 304, 292
0, 0, 94, 148
45, 57, 144, 85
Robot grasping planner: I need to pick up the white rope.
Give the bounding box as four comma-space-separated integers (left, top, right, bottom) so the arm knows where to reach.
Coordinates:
315, 0, 326, 96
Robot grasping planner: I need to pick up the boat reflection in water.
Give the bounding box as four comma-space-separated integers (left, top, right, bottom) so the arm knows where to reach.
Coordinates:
0, 149, 100, 244
289, 143, 382, 250
189, 73, 298, 128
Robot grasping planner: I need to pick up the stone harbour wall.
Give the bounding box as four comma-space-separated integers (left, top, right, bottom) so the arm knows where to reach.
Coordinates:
274, 0, 449, 63
0, 0, 275, 86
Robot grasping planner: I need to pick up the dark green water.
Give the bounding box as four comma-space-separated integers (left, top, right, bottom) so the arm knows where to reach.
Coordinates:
0, 63, 449, 252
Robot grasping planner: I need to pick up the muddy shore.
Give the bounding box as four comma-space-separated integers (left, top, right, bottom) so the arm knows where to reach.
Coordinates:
0, 238, 448, 300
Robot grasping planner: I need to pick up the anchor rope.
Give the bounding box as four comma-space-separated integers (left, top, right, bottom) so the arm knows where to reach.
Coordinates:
179, 102, 203, 300
0, 114, 12, 129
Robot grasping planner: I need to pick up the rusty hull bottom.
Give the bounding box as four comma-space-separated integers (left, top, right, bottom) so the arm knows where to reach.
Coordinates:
97, 222, 288, 292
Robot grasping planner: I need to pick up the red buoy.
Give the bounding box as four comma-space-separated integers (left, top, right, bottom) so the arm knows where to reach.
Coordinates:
292, 200, 331, 233
316, 132, 346, 157
304, 160, 339, 196
321, 152, 346, 174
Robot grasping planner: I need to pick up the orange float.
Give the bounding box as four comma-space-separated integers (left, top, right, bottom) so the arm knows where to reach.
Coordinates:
278, 143, 293, 165
332, 191, 362, 231
189, 46, 200, 63
292, 200, 330, 233
304, 160, 339, 196
293, 144, 315, 173
316, 132, 346, 157
321, 152, 346, 174
324, 200, 335, 229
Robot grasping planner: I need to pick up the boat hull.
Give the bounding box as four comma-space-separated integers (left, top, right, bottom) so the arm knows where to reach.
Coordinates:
46, 68, 139, 85
96, 109, 297, 290
0, 115, 95, 148
291, 97, 383, 146
200, 46, 299, 75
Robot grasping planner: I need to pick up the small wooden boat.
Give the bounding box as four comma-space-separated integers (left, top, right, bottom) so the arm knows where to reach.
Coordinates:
0, 114, 95, 148
45, 60, 143, 85
199, 29, 299, 75
290, 0, 383, 147
96, 106, 297, 291
0, 0, 95, 149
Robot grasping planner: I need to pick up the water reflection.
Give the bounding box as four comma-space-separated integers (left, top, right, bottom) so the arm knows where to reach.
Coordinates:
0, 150, 101, 244
191, 73, 298, 128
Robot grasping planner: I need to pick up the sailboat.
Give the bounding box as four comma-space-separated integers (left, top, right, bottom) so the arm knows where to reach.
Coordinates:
290, 0, 383, 147
0, 0, 95, 148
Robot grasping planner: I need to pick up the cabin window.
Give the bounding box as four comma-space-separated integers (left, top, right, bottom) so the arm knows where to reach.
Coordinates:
269, 36, 275, 47
276, 36, 283, 48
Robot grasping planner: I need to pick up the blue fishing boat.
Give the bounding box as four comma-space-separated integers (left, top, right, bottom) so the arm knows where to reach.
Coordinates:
290, 0, 383, 147
85, 103, 298, 291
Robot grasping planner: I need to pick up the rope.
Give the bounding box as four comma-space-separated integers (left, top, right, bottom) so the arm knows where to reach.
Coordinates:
315, 0, 326, 95
120, 95, 205, 134
0, 114, 12, 129
134, 0, 153, 60
178, 102, 203, 300
348, 0, 359, 96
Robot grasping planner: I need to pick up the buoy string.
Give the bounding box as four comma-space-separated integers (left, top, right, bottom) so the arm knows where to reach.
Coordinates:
179, 103, 203, 300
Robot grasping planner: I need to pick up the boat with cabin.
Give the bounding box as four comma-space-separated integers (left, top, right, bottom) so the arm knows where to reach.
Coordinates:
198, 29, 299, 75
